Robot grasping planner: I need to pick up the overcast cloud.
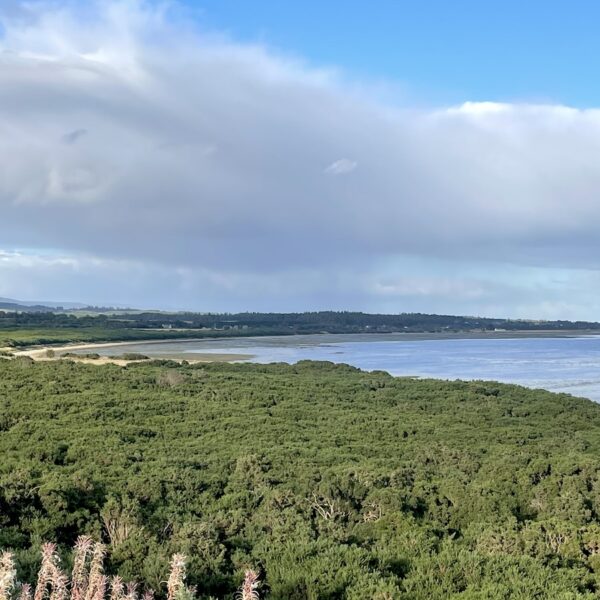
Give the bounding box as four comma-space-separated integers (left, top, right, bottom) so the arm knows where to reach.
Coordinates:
2, 1, 600, 317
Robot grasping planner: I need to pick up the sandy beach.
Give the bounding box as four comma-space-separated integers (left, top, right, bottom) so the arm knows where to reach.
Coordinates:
9, 339, 253, 365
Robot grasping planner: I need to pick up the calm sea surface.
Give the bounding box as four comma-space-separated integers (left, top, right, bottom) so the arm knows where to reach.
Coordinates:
83, 333, 600, 402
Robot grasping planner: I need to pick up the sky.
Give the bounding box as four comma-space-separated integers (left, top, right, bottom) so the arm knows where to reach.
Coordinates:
2, 0, 600, 318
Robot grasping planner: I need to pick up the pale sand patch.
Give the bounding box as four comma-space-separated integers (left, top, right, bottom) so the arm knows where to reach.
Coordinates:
11, 340, 253, 365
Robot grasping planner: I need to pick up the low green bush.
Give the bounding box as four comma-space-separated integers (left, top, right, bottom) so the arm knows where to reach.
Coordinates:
1, 360, 599, 598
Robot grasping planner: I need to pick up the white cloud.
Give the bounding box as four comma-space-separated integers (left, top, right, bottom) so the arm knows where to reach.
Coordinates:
373, 277, 487, 299
2, 1, 600, 315
324, 158, 358, 175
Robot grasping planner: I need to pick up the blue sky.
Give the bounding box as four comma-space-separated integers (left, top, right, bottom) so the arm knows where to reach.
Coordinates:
2, 0, 600, 318
192, 0, 600, 107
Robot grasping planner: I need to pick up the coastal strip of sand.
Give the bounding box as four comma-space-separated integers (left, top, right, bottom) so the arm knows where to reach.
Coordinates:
9, 339, 253, 365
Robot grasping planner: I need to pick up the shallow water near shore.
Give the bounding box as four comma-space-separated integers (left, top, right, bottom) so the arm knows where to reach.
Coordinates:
69, 333, 600, 402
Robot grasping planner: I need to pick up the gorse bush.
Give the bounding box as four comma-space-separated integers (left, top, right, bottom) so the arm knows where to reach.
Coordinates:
0, 539, 260, 600
2, 359, 600, 597
112, 355, 149, 362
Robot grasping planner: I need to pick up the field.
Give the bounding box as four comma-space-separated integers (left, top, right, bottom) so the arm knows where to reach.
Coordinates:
0, 328, 204, 348
2, 359, 600, 598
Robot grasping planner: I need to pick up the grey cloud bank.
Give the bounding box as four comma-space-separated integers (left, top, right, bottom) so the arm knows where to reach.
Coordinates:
1, 1, 600, 317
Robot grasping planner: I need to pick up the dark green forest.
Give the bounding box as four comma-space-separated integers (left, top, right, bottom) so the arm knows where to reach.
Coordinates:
2, 359, 600, 598
1, 310, 599, 348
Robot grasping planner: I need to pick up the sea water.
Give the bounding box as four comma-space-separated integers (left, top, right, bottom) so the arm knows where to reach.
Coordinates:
81, 334, 600, 402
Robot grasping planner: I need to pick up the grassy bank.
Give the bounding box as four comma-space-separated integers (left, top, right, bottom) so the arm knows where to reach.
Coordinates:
0, 327, 215, 348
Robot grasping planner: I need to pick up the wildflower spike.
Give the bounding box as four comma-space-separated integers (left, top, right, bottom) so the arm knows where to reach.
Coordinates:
166, 555, 186, 600
71, 537, 93, 600
0, 552, 16, 600
239, 570, 260, 600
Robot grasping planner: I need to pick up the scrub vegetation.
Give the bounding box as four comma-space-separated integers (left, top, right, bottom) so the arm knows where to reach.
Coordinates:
2, 359, 600, 597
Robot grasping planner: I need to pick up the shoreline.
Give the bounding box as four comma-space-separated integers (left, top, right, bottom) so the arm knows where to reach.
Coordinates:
7, 328, 600, 364
11, 340, 254, 365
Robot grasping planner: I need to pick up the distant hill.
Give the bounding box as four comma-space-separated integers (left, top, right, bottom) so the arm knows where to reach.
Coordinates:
0, 297, 90, 311
0, 299, 57, 312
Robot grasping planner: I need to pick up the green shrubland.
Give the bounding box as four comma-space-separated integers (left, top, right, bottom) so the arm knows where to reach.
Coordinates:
1, 359, 600, 598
